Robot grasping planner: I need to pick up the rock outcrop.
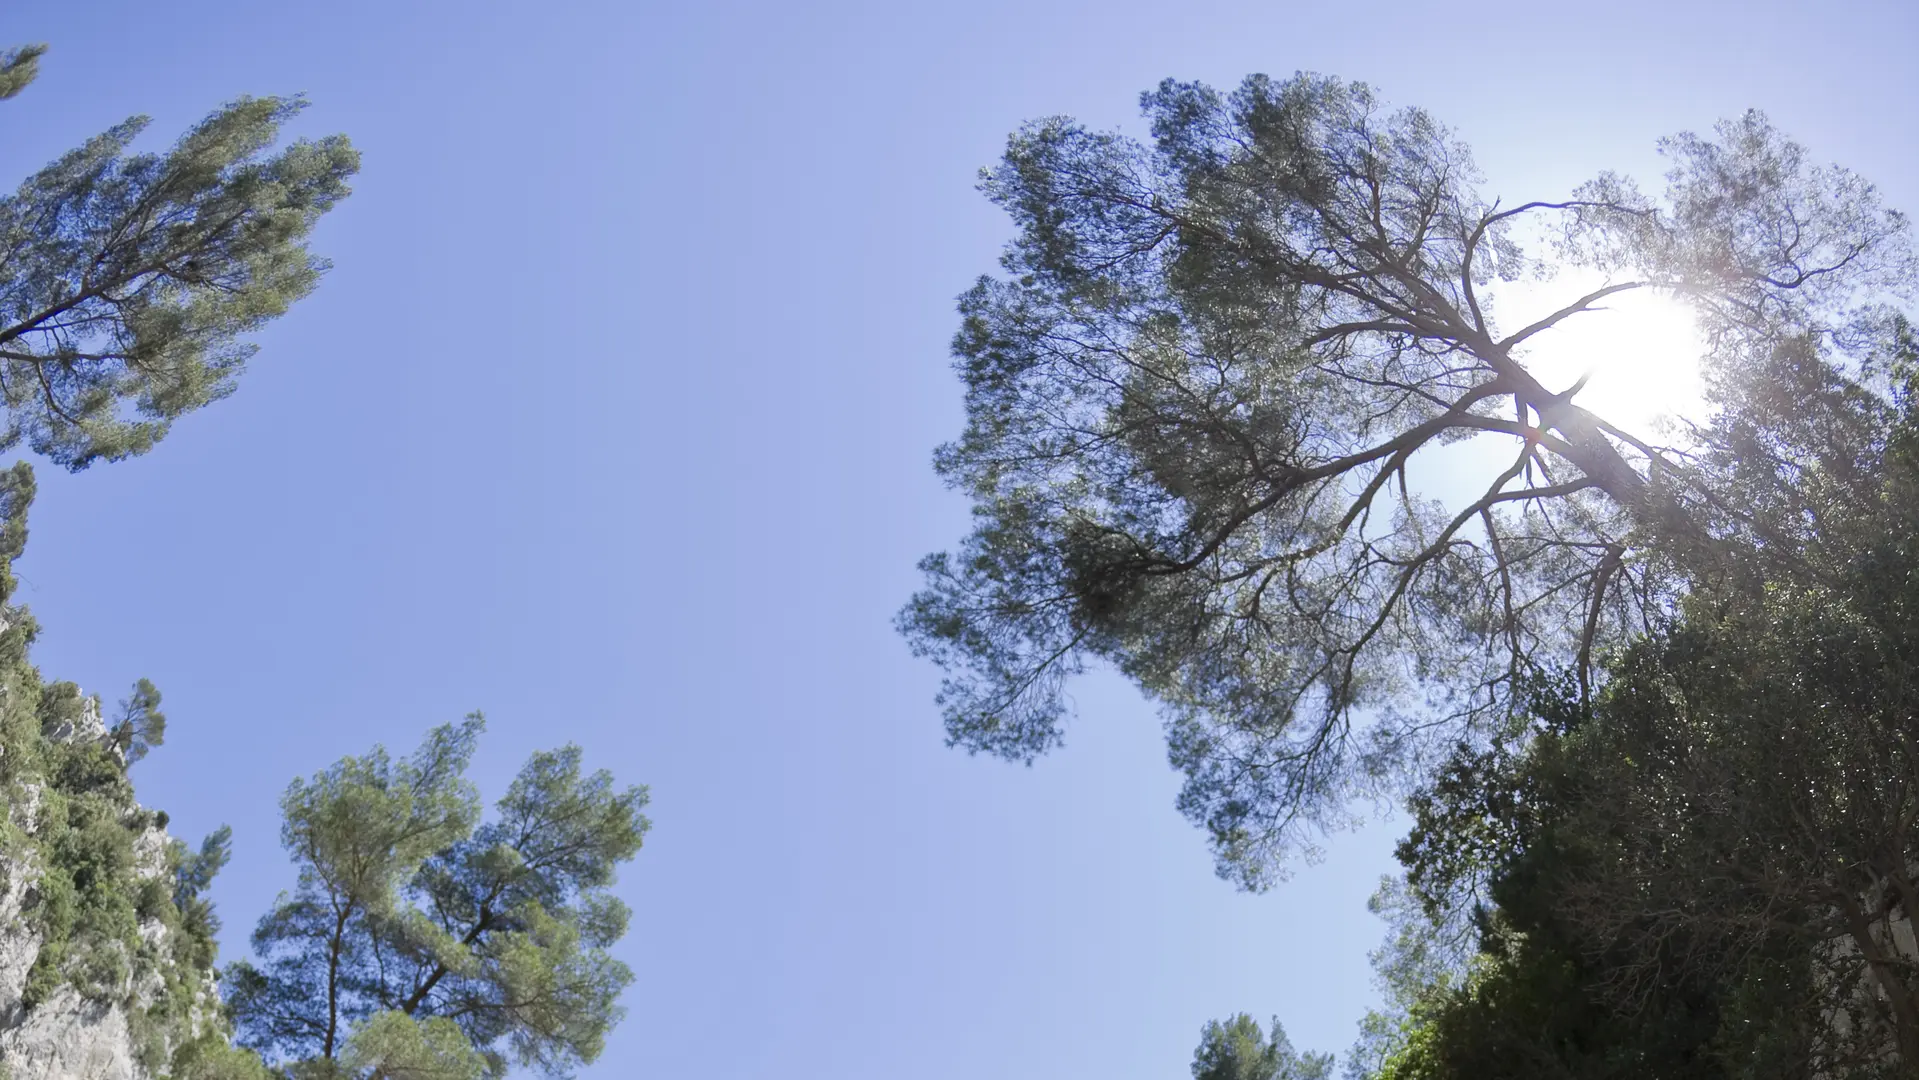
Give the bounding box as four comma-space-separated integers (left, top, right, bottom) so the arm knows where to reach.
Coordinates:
0, 737, 218, 1079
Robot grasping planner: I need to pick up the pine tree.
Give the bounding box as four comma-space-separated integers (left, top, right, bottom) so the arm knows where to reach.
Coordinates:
108, 677, 166, 764
0, 42, 356, 470
898, 71, 1914, 887
1189, 1015, 1331, 1080
226, 716, 650, 1080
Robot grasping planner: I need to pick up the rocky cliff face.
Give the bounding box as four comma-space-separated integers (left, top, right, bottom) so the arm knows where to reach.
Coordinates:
0, 477, 235, 1080
0, 851, 146, 1079
0, 704, 218, 1080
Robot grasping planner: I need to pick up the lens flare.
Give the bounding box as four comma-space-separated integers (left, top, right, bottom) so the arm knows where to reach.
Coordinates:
1493, 273, 1706, 443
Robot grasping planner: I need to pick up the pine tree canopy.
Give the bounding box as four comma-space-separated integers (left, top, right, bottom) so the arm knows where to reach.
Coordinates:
226, 716, 650, 1080
109, 677, 166, 764
897, 71, 1915, 887
0, 42, 357, 469
1189, 1014, 1331, 1080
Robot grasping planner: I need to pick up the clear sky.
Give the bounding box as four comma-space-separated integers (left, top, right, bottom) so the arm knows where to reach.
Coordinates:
1, 2, 1914, 1077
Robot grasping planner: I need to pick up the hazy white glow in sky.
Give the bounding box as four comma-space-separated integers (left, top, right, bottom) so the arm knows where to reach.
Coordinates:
1495, 272, 1708, 441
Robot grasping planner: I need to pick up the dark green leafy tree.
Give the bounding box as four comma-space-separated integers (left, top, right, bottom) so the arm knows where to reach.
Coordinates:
0, 42, 356, 470
1356, 701, 1735, 1080
1189, 1014, 1331, 1080
1351, 655, 1904, 1079
898, 72, 1913, 887
1536, 351, 1919, 1073
226, 716, 651, 1080
1343, 332, 1919, 1078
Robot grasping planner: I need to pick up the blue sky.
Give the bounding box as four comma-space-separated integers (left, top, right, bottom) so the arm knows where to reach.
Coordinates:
2, 2, 1914, 1077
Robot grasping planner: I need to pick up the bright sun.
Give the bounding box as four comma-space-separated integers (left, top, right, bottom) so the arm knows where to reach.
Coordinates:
1490, 271, 1707, 441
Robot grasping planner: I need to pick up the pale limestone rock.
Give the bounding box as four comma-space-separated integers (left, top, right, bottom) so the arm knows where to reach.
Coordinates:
0, 844, 149, 1080
0, 849, 40, 1026
0, 794, 213, 1080
130, 827, 168, 885
0, 988, 139, 1080
43, 693, 107, 748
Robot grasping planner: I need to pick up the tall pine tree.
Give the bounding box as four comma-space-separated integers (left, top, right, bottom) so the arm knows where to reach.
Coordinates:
226, 716, 650, 1080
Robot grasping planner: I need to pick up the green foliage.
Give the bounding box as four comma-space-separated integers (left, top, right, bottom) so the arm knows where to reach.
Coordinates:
0, 44, 43, 100
899, 70, 1913, 887
0, 37, 354, 1079
111, 677, 167, 764
1189, 1015, 1330, 1080
170, 825, 233, 971
1350, 369, 1919, 1075
1263, 328, 1919, 1078
1361, 732, 1731, 1078
175, 825, 232, 909
228, 720, 650, 1079
25, 782, 138, 1004
0, 42, 352, 1026
1352, 670, 1860, 1078
0, 459, 242, 1077
170, 1036, 277, 1080
341, 1013, 490, 1080
0, 43, 357, 469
